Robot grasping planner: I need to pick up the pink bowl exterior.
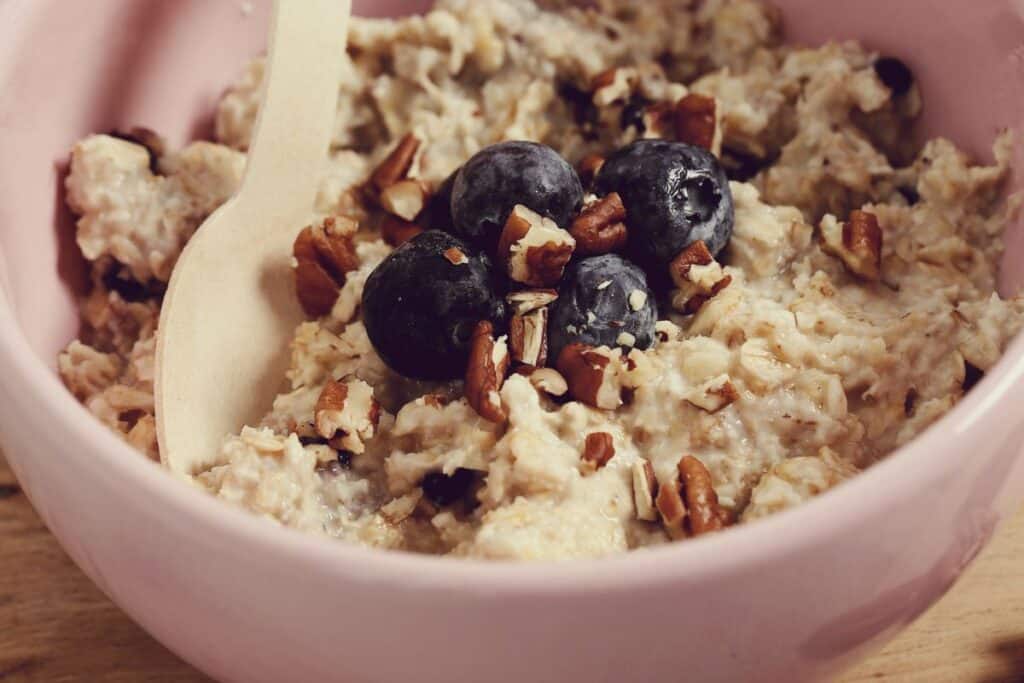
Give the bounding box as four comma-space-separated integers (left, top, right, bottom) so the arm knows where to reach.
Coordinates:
1, 2, 1024, 682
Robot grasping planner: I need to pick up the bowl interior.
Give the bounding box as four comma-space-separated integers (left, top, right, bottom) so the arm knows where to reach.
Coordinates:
1, 0, 1022, 368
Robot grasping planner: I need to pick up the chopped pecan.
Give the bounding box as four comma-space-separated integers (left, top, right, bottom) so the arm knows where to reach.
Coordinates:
685, 375, 739, 413
380, 179, 429, 221
498, 204, 576, 287
674, 93, 718, 153
506, 289, 559, 316
654, 320, 682, 343
370, 133, 420, 193
464, 321, 511, 423
526, 367, 569, 397
577, 154, 606, 188
642, 101, 675, 139
293, 216, 360, 317
380, 214, 424, 248
655, 474, 687, 540
510, 307, 549, 367
556, 343, 623, 410
581, 432, 615, 470
669, 240, 732, 314
678, 455, 727, 536
669, 240, 713, 286
570, 193, 629, 256
591, 66, 637, 107
314, 377, 380, 454
443, 246, 469, 266
632, 459, 658, 521
819, 210, 883, 281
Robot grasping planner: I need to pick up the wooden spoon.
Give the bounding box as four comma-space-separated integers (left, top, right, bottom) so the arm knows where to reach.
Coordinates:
155, 0, 351, 475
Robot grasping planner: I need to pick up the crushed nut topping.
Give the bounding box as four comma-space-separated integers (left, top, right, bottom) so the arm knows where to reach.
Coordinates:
369, 133, 420, 194
380, 179, 429, 222
819, 210, 883, 281
674, 93, 721, 155
632, 459, 658, 521
685, 374, 739, 413
570, 192, 629, 256
669, 240, 732, 315
591, 66, 637, 107
678, 455, 727, 536
654, 320, 682, 343
465, 320, 511, 423
506, 289, 559, 316
581, 431, 615, 470
642, 101, 675, 139
616, 331, 637, 347
498, 204, 576, 287
526, 367, 569, 397
628, 289, 648, 312
380, 214, 424, 248
577, 154, 606, 187
443, 247, 469, 266
293, 216, 360, 317
314, 377, 381, 455
556, 343, 623, 410
510, 307, 549, 367
655, 473, 687, 539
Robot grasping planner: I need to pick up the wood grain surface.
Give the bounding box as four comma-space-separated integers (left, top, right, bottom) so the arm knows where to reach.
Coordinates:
1, 450, 1022, 682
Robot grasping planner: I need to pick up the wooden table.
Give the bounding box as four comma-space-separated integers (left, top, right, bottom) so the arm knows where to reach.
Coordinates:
1, 451, 1022, 682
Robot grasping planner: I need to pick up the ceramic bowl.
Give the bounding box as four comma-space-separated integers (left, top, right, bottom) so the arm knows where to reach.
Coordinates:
1, 2, 1024, 681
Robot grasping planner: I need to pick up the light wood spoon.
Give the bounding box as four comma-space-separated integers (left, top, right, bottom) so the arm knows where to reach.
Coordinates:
156, 0, 351, 475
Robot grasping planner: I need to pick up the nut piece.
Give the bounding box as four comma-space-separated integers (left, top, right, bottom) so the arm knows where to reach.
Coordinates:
570, 192, 629, 256
380, 179, 428, 221
380, 214, 424, 248
498, 204, 576, 287
591, 66, 637, 107
526, 367, 569, 397
581, 432, 616, 470
314, 377, 381, 454
556, 343, 623, 410
577, 154, 606, 188
678, 455, 727, 536
293, 216, 360, 317
380, 489, 423, 524
669, 240, 732, 315
655, 320, 683, 343
465, 320, 511, 423
443, 246, 469, 266
674, 93, 721, 155
506, 289, 559, 316
370, 133, 420, 193
685, 374, 739, 413
510, 307, 549, 367
655, 474, 687, 540
642, 101, 675, 139
819, 210, 883, 281
632, 459, 658, 521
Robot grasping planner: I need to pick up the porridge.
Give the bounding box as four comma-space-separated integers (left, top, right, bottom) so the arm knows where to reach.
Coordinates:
59, 0, 1023, 560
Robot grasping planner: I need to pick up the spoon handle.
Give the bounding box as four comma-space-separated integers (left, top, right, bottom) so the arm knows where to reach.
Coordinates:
239, 0, 351, 216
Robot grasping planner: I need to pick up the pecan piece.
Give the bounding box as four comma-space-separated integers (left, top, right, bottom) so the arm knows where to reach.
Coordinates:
464, 321, 511, 423
314, 377, 380, 455
380, 214, 424, 248
642, 101, 674, 139
678, 455, 727, 536
577, 154, 606, 188
570, 192, 629, 256
510, 307, 549, 367
370, 133, 421, 194
506, 289, 559, 316
497, 204, 576, 287
674, 93, 719, 153
655, 473, 687, 540
632, 459, 658, 521
556, 343, 623, 410
380, 179, 429, 221
819, 210, 883, 281
293, 216, 360, 317
685, 375, 739, 413
525, 367, 569, 397
443, 246, 469, 266
669, 240, 732, 315
581, 431, 615, 470
591, 66, 637, 107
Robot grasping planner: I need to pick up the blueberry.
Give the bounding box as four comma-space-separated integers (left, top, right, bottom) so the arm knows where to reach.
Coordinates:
450, 141, 584, 252
874, 57, 914, 97
421, 468, 477, 507
548, 254, 657, 361
362, 231, 506, 380
595, 140, 733, 280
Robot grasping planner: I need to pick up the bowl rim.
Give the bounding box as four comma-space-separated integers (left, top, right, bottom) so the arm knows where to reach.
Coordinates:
3, 284, 1024, 593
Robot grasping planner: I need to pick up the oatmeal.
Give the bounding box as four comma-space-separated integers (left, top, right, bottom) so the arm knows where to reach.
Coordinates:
60, 0, 1023, 560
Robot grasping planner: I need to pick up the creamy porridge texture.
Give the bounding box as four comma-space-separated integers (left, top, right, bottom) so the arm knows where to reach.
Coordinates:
59, 0, 1024, 560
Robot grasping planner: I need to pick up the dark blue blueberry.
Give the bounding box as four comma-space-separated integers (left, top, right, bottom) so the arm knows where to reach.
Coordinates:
595, 140, 733, 282
362, 231, 506, 380
874, 57, 914, 97
422, 468, 476, 506
450, 141, 584, 252
548, 254, 657, 361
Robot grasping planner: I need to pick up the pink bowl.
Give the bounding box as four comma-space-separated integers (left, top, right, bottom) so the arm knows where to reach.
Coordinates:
2, 2, 1024, 681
